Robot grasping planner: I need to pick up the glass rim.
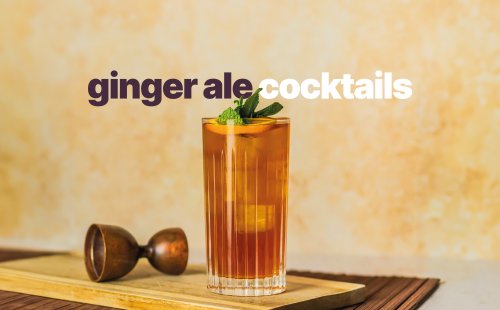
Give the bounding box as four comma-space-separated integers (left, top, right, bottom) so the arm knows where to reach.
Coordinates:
202, 117, 290, 124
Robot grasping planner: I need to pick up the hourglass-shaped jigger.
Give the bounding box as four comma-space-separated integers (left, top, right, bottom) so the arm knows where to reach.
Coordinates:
84, 224, 189, 282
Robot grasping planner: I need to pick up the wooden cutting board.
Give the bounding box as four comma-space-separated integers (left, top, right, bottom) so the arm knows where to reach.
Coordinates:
0, 255, 365, 310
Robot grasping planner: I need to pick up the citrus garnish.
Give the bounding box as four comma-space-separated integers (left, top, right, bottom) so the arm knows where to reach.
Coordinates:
205, 117, 277, 135
241, 118, 277, 126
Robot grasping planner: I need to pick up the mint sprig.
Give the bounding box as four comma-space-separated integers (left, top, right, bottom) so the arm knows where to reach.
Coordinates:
239, 88, 262, 118
216, 88, 284, 125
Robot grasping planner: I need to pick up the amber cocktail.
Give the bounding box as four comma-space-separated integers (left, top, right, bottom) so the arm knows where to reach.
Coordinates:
202, 117, 290, 296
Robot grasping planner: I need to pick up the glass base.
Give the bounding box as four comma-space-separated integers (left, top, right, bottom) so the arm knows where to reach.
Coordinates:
207, 274, 286, 296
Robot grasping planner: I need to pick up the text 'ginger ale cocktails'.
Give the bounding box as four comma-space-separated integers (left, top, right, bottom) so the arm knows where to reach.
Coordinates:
202, 117, 290, 296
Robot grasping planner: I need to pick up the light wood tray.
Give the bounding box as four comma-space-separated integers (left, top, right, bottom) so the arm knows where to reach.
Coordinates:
0, 255, 365, 310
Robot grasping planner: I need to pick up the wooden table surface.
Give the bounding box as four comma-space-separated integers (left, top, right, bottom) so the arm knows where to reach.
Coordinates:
0, 249, 439, 310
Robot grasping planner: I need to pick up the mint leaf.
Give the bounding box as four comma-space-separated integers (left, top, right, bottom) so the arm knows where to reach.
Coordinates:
253, 102, 283, 117
240, 88, 262, 118
233, 96, 243, 114
217, 107, 243, 125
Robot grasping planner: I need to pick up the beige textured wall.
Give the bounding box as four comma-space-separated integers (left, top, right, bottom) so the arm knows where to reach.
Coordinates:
1, 0, 499, 260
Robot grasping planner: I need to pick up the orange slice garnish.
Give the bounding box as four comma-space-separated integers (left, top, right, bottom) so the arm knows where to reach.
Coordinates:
205, 117, 277, 135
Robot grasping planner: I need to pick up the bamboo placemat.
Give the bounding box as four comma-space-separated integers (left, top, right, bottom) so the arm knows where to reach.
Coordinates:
288, 271, 439, 310
0, 250, 439, 310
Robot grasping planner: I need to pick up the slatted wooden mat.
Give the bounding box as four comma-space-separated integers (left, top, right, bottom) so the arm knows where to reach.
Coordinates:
0, 250, 439, 310
287, 271, 439, 310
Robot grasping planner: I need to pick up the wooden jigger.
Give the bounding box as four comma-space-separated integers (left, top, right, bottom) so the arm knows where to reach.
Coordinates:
84, 224, 189, 282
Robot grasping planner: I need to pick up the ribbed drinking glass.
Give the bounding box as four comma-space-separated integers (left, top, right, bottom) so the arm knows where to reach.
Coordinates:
202, 117, 290, 296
